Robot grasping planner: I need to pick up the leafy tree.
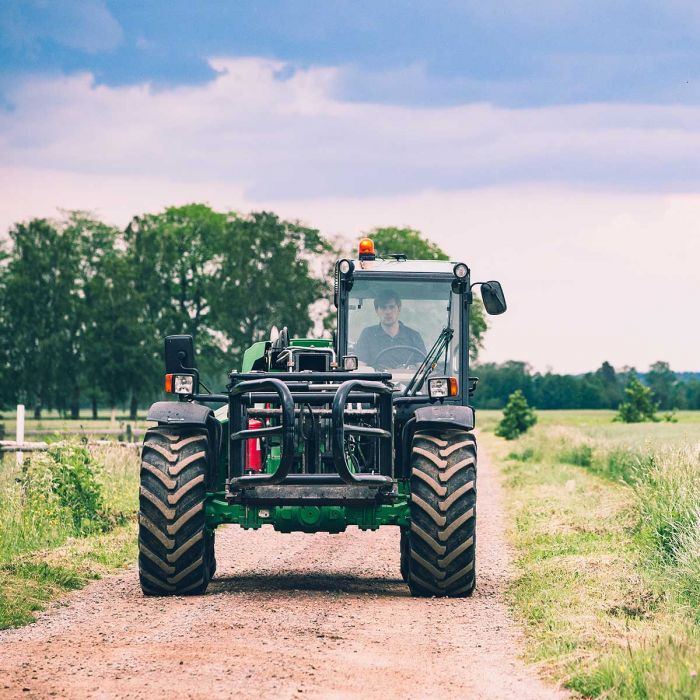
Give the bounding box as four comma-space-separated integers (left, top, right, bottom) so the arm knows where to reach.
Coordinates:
592, 361, 623, 408
615, 376, 659, 423
0, 219, 84, 417
70, 214, 148, 418
210, 211, 332, 374
646, 361, 681, 410
472, 360, 533, 408
369, 226, 448, 260
368, 226, 487, 359
124, 204, 228, 414
683, 379, 700, 410
495, 390, 537, 440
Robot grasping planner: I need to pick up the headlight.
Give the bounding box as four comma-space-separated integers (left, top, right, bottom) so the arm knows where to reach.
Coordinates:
165, 373, 195, 394
342, 355, 358, 371
428, 376, 458, 398
338, 259, 354, 275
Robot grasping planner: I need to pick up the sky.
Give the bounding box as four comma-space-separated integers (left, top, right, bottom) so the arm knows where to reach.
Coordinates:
1, 1, 699, 373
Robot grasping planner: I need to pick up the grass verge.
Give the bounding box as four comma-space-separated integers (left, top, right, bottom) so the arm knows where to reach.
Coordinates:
481, 413, 700, 698
0, 444, 139, 629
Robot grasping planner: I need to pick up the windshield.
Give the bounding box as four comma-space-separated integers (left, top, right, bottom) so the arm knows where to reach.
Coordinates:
346, 277, 460, 394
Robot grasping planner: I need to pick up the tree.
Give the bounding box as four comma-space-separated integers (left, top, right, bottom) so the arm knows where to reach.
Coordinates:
76, 216, 148, 418
0, 219, 83, 417
646, 361, 681, 410
615, 376, 659, 423
368, 226, 487, 359
593, 361, 623, 408
495, 390, 537, 440
124, 204, 228, 414
369, 226, 448, 260
210, 211, 333, 373
471, 360, 534, 408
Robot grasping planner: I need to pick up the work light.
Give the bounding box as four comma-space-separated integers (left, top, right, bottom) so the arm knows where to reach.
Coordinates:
165, 373, 195, 394
428, 376, 458, 398
342, 355, 358, 371
453, 263, 468, 279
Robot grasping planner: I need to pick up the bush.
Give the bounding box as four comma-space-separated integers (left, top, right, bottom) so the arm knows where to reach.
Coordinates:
495, 390, 537, 440
21, 444, 109, 535
615, 377, 659, 423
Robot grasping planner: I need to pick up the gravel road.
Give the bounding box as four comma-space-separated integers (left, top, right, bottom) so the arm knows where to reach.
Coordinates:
0, 442, 567, 700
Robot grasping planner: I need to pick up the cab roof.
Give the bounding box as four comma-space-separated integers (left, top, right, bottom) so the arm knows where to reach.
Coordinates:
350, 258, 463, 275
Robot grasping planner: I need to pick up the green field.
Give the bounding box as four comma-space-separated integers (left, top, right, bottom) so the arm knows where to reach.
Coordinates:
0, 409, 150, 437
482, 410, 700, 699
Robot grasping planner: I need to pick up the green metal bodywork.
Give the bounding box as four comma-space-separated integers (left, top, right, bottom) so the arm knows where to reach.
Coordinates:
241, 338, 333, 372
209, 336, 408, 534
206, 482, 410, 534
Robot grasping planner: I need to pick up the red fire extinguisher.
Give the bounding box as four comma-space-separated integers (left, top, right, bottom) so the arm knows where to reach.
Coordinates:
246, 419, 263, 472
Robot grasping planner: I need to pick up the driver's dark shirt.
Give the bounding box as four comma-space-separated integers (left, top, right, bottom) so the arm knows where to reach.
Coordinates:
355, 322, 426, 367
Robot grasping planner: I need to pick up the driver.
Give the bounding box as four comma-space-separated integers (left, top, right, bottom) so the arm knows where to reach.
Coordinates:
355, 289, 426, 367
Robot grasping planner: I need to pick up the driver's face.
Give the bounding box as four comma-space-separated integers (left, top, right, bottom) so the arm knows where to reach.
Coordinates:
376, 300, 400, 327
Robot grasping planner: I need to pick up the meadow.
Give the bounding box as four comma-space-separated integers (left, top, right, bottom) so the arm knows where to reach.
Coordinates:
480, 409, 700, 698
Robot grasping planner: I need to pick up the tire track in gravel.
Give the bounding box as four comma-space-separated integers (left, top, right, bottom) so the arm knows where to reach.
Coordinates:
0, 440, 568, 700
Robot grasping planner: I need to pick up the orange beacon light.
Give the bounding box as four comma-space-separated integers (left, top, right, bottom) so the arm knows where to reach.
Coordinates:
358, 237, 376, 261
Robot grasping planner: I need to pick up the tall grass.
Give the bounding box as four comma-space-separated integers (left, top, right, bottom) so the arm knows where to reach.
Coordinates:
494, 416, 700, 698
0, 443, 140, 628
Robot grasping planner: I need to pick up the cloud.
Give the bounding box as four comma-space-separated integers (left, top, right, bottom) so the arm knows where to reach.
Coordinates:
1, 58, 699, 373
1, 57, 700, 202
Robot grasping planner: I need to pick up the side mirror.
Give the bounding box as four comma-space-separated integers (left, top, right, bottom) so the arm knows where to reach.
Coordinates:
165, 335, 197, 373
480, 281, 507, 315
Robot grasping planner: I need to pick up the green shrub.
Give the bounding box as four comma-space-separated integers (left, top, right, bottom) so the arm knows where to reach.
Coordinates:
21, 444, 109, 535
615, 377, 659, 423
496, 390, 537, 440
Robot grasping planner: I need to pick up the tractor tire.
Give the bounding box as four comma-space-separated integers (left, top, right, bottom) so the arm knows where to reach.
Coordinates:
138, 427, 212, 596
400, 528, 409, 582
407, 429, 476, 597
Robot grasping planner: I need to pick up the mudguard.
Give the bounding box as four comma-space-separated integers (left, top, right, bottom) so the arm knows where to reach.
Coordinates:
146, 401, 221, 483
413, 404, 475, 432
146, 400, 213, 426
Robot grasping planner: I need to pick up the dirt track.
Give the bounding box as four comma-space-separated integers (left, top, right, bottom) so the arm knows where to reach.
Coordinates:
0, 443, 566, 700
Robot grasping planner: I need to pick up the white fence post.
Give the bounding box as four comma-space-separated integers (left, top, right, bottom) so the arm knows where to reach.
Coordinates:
16, 404, 25, 466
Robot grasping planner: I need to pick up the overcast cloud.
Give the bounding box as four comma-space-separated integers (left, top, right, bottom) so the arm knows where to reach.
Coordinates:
2, 58, 700, 200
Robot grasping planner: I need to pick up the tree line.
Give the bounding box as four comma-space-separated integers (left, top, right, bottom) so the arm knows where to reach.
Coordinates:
0, 208, 487, 419
472, 360, 700, 411
0, 205, 334, 418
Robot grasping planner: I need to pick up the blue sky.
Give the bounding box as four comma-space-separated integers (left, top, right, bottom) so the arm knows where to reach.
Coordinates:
0, 1, 699, 372
2, 1, 699, 107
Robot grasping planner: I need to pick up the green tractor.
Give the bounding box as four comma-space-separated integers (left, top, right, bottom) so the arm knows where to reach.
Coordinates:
138, 238, 506, 597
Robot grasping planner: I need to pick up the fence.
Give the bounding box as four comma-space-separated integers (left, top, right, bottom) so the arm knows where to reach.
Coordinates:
0, 404, 143, 463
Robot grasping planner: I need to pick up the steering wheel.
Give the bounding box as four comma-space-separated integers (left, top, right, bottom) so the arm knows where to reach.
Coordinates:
372, 345, 427, 370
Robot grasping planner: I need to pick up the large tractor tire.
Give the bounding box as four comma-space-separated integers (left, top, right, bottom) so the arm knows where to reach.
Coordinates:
406, 429, 476, 597
138, 427, 213, 596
